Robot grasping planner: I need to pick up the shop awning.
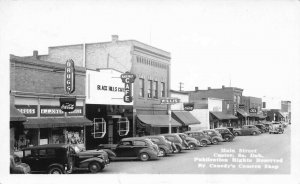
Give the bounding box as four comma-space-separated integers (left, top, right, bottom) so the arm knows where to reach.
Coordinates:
10, 105, 27, 122
236, 109, 249, 117
137, 115, 181, 127
172, 111, 201, 126
23, 117, 93, 129
210, 111, 238, 120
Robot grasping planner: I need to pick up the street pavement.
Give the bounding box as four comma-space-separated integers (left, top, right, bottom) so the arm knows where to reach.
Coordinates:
100, 126, 290, 174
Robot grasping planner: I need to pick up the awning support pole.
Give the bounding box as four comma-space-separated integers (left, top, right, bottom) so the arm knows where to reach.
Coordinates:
168, 104, 171, 134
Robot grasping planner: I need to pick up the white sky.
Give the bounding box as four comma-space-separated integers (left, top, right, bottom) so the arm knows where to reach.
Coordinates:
1, 0, 300, 101
1, 0, 300, 183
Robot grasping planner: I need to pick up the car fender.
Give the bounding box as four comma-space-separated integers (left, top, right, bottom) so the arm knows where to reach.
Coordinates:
138, 148, 157, 158
78, 157, 105, 168
158, 145, 169, 152
101, 149, 117, 159
47, 163, 66, 173
200, 138, 211, 144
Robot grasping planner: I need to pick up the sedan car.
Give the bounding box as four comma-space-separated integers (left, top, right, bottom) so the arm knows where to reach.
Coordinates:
184, 131, 211, 147
100, 137, 160, 161
160, 134, 188, 152
254, 124, 268, 133
234, 125, 261, 136
202, 129, 223, 145
143, 135, 174, 156
269, 123, 284, 134
175, 133, 200, 150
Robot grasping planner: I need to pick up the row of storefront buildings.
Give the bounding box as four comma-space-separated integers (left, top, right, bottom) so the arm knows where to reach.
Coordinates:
9, 35, 291, 154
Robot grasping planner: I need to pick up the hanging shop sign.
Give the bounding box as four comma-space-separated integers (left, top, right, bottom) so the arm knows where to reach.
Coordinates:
59, 97, 76, 112
183, 103, 194, 111
67, 106, 84, 116
15, 105, 38, 117
249, 108, 258, 113
160, 98, 180, 104
65, 59, 75, 94
120, 71, 136, 103
238, 104, 245, 109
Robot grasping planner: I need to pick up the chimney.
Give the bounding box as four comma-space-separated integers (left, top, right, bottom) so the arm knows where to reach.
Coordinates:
195, 87, 199, 91
33, 50, 38, 58
208, 87, 211, 90
111, 35, 119, 43
222, 85, 225, 89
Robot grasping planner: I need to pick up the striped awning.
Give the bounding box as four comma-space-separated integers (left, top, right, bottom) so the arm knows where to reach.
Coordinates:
210, 111, 238, 120
172, 111, 201, 126
10, 105, 27, 122
137, 115, 181, 127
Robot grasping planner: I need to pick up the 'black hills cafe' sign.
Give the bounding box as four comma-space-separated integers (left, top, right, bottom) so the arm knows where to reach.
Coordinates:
60, 59, 76, 112
120, 71, 136, 103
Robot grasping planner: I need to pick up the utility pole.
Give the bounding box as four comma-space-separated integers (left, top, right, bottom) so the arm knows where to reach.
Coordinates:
179, 82, 184, 91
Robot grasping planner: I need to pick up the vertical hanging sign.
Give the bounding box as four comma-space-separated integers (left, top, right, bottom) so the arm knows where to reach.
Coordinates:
65, 59, 75, 94
120, 71, 136, 103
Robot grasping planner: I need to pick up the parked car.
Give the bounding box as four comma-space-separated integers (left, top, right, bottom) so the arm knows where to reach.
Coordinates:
214, 128, 235, 142
175, 133, 200, 150
21, 144, 109, 174
202, 129, 223, 145
143, 135, 174, 156
233, 125, 261, 136
254, 124, 268, 133
262, 122, 272, 132
269, 123, 284, 134
160, 134, 189, 152
224, 127, 235, 136
99, 137, 160, 161
10, 154, 31, 174
184, 131, 211, 147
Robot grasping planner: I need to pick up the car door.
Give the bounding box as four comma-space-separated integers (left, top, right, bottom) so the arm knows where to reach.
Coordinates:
241, 126, 248, 135
133, 140, 148, 157
114, 141, 134, 157
22, 149, 40, 172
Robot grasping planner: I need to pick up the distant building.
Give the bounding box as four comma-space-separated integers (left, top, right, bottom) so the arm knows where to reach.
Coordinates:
281, 101, 291, 123
241, 96, 266, 125
188, 86, 242, 128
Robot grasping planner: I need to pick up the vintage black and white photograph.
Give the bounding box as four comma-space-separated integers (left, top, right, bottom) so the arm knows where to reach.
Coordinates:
0, 0, 300, 184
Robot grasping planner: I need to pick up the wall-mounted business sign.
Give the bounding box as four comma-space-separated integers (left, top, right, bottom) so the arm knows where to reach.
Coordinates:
121, 71, 136, 103
65, 59, 75, 94
239, 104, 245, 109
184, 103, 194, 111
67, 106, 83, 116
15, 105, 38, 117
160, 98, 180, 104
86, 70, 133, 105
59, 97, 76, 112
249, 108, 258, 113
40, 106, 64, 117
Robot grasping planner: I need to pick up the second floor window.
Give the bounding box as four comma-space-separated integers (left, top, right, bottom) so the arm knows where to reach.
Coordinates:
161, 82, 166, 97
139, 78, 144, 97
153, 81, 158, 99
148, 80, 153, 98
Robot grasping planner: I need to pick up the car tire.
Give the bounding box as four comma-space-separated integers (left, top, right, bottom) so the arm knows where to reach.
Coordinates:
189, 143, 196, 150
200, 140, 208, 147
88, 162, 101, 173
252, 131, 257, 136
212, 138, 219, 145
139, 152, 150, 161
234, 132, 239, 136
224, 136, 231, 142
48, 166, 64, 174
159, 148, 166, 157
176, 145, 182, 153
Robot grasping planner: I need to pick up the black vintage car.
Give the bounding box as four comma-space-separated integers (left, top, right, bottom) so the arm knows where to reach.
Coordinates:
254, 124, 268, 133
143, 135, 174, 156
214, 128, 235, 142
99, 137, 160, 161
21, 144, 109, 174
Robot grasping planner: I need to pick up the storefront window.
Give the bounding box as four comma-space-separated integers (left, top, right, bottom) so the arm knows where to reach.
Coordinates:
92, 118, 107, 138
118, 117, 130, 136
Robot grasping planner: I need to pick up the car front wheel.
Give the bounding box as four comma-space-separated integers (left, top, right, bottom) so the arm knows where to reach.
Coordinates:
159, 148, 166, 157
189, 143, 196, 150
234, 132, 239, 136
176, 145, 182, 153
200, 140, 208, 147
89, 162, 101, 173
48, 166, 64, 174
252, 131, 257, 135
212, 138, 219, 145
140, 152, 150, 161
224, 136, 231, 142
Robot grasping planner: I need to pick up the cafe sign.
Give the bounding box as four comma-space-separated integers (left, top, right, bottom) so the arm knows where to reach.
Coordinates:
65, 59, 75, 94
120, 71, 136, 103
59, 97, 76, 112
184, 103, 194, 111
